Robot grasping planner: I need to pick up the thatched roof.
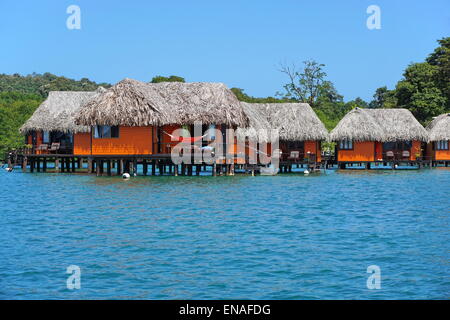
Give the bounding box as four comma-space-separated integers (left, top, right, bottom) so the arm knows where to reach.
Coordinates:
75, 78, 248, 127
20, 88, 106, 134
330, 108, 428, 142
237, 102, 329, 142
236, 103, 272, 142
426, 113, 450, 141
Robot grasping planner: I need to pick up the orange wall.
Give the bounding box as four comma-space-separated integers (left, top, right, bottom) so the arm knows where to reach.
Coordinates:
304, 140, 321, 162
435, 149, 450, 160
92, 126, 153, 155
410, 140, 422, 160
74, 132, 91, 155
338, 141, 375, 162
160, 124, 181, 153
35, 131, 44, 154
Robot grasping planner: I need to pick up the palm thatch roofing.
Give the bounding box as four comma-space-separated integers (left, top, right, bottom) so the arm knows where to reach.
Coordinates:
75, 78, 248, 127
426, 113, 450, 141
20, 88, 106, 134
237, 102, 329, 142
330, 107, 428, 142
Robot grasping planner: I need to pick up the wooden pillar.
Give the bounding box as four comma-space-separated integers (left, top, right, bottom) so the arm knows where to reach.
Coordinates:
96, 160, 101, 176
366, 162, 371, 170
152, 161, 156, 175
339, 162, 346, 170
107, 160, 111, 176
196, 164, 201, 176
168, 165, 173, 174
174, 164, 178, 176
30, 158, 34, 173
132, 159, 137, 175
118, 159, 124, 175
36, 158, 40, 172
143, 160, 148, 175
87, 158, 92, 173
187, 165, 193, 176
22, 157, 28, 172
213, 163, 217, 176
71, 157, 76, 173
43, 158, 47, 172
55, 158, 60, 172
66, 157, 70, 172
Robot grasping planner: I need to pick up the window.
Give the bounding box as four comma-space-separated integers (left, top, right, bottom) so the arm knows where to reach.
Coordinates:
42, 131, 50, 144
436, 140, 449, 150
339, 139, 353, 150
94, 126, 119, 138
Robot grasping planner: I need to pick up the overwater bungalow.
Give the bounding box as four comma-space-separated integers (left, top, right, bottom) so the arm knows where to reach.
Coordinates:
238, 102, 328, 166
330, 108, 428, 168
20, 88, 105, 154
74, 78, 248, 157
426, 113, 450, 164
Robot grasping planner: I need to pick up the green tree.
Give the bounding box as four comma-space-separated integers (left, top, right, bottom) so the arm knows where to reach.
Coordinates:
231, 88, 291, 103
150, 75, 185, 83
369, 86, 397, 108
395, 62, 446, 123
279, 60, 327, 107
426, 37, 450, 109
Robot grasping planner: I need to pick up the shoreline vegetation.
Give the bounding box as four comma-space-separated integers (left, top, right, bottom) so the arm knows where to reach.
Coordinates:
0, 37, 448, 159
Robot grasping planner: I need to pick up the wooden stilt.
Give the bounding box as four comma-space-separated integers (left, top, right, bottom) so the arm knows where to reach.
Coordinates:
96, 160, 101, 176
174, 164, 178, 176
133, 159, 137, 175
213, 163, 217, 176
151, 161, 156, 175
143, 160, 147, 175
87, 158, 92, 173
36, 158, 41, 172
43, 158, 47, 172
107, 160, 111, 176
71, 157, 76, 173
55, 158, 60, 172
22, 157, 28, 172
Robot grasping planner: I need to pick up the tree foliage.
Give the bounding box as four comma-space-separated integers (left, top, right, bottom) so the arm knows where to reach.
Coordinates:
150, 75, 185, 83
231, 88, 292, 104
0, 73, 111, 159
370, 37, 449, 124
0, 72, 111, 98
0, 92, 42, 157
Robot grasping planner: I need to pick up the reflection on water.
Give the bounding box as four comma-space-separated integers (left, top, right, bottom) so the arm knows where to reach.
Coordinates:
0, 168, 449, 299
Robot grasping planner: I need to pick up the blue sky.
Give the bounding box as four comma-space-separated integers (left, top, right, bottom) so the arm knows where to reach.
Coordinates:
0, 0, 448, 101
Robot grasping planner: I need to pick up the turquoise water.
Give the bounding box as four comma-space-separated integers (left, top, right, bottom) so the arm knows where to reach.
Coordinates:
0, 168, 449, 299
